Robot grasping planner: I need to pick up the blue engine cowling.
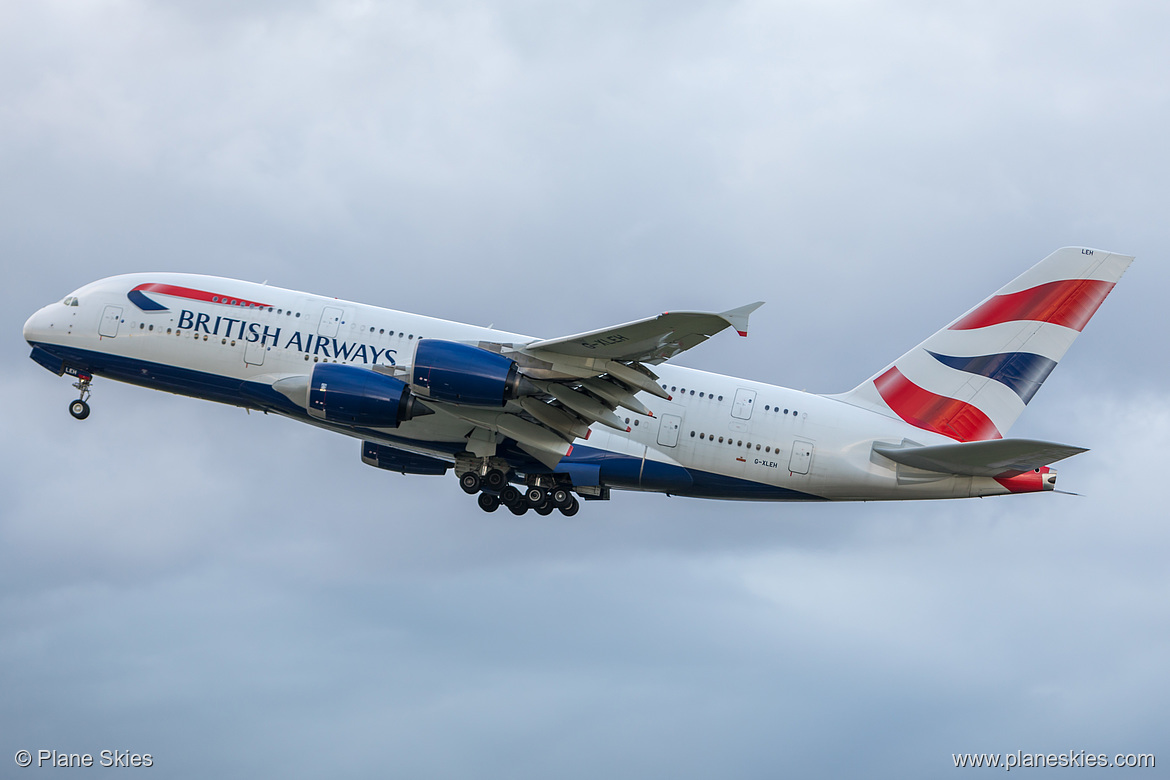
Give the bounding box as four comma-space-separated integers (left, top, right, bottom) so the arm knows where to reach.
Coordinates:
412, 339, 529, 406
308, 363, 428, 428
361, 441, 450, 475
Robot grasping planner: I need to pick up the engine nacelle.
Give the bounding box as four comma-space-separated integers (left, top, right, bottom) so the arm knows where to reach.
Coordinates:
305, 363, 429, 428
361, 441, 450, 475
411, 339, 533, 406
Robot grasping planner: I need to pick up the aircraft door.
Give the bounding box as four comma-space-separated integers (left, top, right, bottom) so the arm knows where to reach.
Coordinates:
656, 414, 682, 447
789, 440, 814, 474
731, 388, 756, 420
244, 337, 266, 366
318, 307, 343, 338
99, 305, 122, 338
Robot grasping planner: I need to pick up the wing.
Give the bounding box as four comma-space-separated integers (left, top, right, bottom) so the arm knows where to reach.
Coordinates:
424, 302, 765, 468
523, 302, 764, 364
873, 438, 1087, 478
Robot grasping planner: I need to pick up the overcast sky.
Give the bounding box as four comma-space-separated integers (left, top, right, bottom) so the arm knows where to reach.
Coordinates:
2, 1, 1167, 777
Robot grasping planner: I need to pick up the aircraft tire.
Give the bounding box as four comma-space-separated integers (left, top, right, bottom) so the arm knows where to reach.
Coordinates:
477, 493, 500, 513
508, 502, 528, 516
559, 496, 580, 517
69, 399, 90, 420
535, 502, 554, 516
500, 485, 522, 507
459, 472, 482, 494
525, 486, 546, 507
550, 487, 572, 509
484, 469, 507, 491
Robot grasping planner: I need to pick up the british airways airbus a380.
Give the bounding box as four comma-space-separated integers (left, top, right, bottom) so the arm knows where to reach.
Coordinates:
24, 247, 1131, 516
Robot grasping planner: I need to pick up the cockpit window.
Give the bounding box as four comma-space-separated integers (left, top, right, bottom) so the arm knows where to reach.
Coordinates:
62, 296, 79, 306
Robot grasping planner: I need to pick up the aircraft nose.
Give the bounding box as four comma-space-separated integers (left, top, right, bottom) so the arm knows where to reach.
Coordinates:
23, 305, 53, 345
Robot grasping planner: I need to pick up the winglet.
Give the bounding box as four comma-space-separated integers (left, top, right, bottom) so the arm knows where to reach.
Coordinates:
721, 302, 765, 337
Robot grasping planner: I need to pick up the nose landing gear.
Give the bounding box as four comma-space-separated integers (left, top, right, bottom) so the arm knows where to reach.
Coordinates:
69, 374, 93, 420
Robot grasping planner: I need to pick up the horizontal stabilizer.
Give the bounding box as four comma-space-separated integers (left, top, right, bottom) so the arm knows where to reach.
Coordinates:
873, 438, 1087, 478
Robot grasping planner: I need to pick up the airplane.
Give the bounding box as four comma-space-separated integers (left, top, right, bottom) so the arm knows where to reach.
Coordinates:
23, 247, 1131, 516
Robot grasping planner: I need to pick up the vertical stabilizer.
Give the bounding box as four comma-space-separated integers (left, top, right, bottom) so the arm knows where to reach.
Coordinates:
831, 247, 1133, 441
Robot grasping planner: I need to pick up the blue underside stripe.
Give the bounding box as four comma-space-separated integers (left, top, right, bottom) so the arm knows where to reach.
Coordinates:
28, 341, 825, 501
927, 350, 1057, 404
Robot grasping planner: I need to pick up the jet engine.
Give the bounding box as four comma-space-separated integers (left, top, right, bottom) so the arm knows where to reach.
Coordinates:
361, 441, 451, 475
282, 363, 431, 428
411, 339, 536, 406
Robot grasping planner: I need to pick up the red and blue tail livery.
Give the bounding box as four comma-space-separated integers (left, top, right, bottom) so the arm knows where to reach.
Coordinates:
840, 247, 1131, 446
25, 248, 1132, 514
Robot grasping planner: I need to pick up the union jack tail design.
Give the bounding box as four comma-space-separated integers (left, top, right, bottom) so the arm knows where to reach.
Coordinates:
835, 247, 1133, 441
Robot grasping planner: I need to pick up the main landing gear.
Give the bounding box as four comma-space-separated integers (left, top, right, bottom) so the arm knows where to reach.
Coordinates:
458, 465, 580, 517
69, 374, 93, 420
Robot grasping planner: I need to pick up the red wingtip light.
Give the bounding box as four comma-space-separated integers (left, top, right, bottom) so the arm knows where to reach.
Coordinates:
585, 429, 592, 440
737, 330, 748, 337
626, 426, 632, 432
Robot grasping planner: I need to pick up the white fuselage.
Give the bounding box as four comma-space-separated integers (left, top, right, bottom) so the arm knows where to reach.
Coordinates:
23, 273, 1028, 502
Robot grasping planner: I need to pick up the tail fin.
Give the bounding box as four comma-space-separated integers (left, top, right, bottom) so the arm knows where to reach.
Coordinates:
833, 247, 1133, 441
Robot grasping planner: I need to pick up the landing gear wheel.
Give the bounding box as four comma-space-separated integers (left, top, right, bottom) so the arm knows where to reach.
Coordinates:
500, 485, 522, 507
459, 472, 482, 494
69, 399, 90, 420
508, 502, 528, 516
525, 486, 547, 508
477, 493, 500, 513
535, 501, 554, 516
484, 469, 507, 491
550, 487, 572, 509
558, 496, 580, 517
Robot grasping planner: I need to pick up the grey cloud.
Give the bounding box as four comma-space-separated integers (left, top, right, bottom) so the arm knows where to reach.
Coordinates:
2, 2, 1168, 778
